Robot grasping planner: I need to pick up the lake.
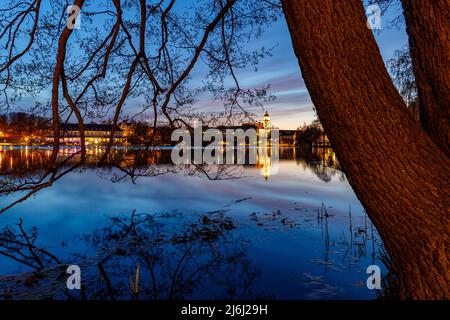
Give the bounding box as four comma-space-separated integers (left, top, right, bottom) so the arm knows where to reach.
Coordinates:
0, 146, 386, 300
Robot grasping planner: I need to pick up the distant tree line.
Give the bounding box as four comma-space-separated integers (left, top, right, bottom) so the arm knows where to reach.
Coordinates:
0, 112, 49, 140
297, 119, 328, 146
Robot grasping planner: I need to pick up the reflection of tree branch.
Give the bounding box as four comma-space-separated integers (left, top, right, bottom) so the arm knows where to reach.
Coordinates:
0, 151, 83, 214
0, 249, 40, 270
97, 255, 115, 300
0, 212, 259, 300
0, 219, 61, 270
17, 218, 44, 269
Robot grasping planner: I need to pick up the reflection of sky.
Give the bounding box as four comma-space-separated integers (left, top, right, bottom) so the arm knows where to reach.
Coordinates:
0, 156, 385, 299
9, 2, 408, 130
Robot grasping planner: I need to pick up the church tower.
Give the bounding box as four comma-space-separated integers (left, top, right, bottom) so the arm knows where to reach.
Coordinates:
263, 111, 271, 130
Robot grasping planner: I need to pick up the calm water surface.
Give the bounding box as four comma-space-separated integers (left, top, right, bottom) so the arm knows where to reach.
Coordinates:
0, 147, 386, 299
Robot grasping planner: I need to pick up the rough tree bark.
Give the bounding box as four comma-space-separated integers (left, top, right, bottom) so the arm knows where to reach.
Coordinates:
281, 0, 449, 299
401, 0, 450, 157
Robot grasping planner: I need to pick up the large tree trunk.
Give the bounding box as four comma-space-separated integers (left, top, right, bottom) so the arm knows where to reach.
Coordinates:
401, 0, 450, 157
281, 0, 449, 299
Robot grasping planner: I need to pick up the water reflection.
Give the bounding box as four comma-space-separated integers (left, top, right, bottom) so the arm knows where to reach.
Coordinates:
0, 146, 339, 177
0, 206, 383, 300
0, 146, 342, 213
0, 146, 387, 300
0, 212, 261, 300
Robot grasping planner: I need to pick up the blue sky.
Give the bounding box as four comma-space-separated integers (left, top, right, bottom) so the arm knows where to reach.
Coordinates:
5, 1, 409, 129
191, 3, 409, 129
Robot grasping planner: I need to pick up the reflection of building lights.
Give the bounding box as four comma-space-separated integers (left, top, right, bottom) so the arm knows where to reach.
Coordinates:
258, 146, 272, 181
263, 152, 271, 181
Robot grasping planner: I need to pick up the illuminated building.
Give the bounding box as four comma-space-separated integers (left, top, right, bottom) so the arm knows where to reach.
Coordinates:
46, 123, 125, 145
261, 111, 271, 140
263, 111, 271, 131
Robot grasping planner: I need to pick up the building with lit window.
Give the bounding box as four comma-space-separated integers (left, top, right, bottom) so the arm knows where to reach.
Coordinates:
46, 123, 126, 145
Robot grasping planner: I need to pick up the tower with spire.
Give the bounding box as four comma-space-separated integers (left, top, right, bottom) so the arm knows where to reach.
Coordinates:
263, 111, 271, 131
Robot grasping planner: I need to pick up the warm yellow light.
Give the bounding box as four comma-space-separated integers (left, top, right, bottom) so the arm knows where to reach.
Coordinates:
262, 111, 271, 133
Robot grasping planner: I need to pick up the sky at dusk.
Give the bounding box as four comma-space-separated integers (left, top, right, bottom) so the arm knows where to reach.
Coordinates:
7, 1, 409, 130
196, 3, 409, 129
